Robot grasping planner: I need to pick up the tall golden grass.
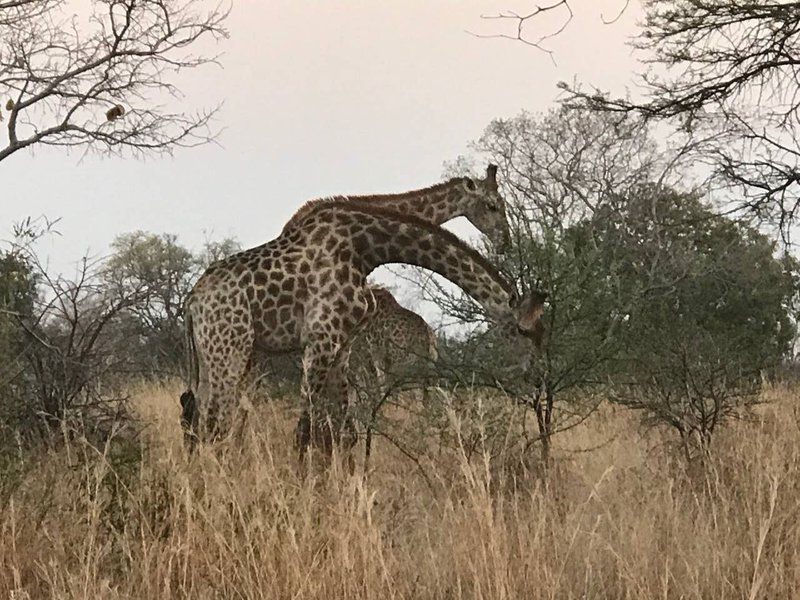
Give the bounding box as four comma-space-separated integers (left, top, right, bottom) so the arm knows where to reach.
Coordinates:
1, 381, 799, 599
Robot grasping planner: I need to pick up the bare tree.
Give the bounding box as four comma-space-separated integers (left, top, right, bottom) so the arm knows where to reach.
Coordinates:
1, 220, 147, 440
0, 0, 228, 162
562, 1, 800, 237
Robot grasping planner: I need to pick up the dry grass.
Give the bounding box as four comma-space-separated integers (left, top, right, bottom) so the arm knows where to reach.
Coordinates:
1, 382, 800, 599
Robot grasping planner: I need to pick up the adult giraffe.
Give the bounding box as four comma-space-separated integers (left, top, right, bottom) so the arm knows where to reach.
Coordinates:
181, 179, 543, 457
267, 164, 510, 397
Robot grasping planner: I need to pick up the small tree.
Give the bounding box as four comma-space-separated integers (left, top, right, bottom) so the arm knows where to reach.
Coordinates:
0, 0, 228, 162
588, 185, 797, 459
0, 219, 147, 439
103, 231, 195, 374
0, 243, 37, 431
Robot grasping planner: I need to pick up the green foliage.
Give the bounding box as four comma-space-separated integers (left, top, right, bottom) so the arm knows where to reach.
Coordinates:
0, 250, 37, 499
0, 250, 36, 410
585, 185, 797, 452
430, 108, 667, 453
103, 231, 240, 376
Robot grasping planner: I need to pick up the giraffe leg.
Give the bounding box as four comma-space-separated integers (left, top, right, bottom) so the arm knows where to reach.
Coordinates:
295, 335, 356, 465
193, 302, 254, 445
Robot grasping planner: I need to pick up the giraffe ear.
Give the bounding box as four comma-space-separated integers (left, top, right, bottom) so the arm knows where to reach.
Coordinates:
486, 164, 499, 191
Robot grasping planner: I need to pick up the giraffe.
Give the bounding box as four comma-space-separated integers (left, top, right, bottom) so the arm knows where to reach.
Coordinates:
181, 191, 544, 458
347, 286, 439, 467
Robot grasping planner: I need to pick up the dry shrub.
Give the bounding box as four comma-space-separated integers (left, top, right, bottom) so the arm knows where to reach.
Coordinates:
1, 382, 799, 599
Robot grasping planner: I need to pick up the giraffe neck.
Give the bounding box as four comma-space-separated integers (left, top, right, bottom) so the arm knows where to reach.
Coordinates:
364, 181, 465, 225
282, 178, 469, 235
325, 203, 515, 322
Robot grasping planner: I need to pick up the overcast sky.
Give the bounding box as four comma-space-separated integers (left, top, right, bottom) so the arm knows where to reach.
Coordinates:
2, 0, 642, 281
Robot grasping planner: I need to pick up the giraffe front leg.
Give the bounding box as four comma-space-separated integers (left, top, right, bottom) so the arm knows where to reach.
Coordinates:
295, 335, 356, 464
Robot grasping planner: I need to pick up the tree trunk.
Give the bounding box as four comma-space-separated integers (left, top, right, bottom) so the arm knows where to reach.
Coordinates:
533, 381, 554, 467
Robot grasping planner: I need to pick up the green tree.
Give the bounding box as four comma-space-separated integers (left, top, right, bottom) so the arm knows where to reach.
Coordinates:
587, 185, 797, 458
104, 232, 196, 375
0, 249, 36, 426
103, 231, 240, 376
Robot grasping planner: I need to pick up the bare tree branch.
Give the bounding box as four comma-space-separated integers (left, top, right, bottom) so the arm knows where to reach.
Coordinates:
0, 0, 229, 162
562, 1, 800, 239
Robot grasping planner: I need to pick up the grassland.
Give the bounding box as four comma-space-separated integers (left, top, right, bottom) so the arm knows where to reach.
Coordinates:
1, 382, 799, 599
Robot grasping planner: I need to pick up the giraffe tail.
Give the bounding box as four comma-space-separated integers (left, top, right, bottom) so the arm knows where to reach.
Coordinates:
180, 298, 200, 438
183, 298, 200, 390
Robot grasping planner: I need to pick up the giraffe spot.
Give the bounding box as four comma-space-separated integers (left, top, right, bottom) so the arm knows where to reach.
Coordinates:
254, 272, 268, 286
310, 227, 330, 246
371, 229, 391, 246
352, 234, 370, 255
319, 271, 331, 287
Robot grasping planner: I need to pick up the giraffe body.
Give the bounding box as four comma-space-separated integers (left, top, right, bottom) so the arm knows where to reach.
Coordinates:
349, 287, 438, 387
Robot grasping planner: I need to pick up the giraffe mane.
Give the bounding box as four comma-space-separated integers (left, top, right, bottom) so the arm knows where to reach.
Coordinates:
300, 198, 516, 296
282, 177, 468, 234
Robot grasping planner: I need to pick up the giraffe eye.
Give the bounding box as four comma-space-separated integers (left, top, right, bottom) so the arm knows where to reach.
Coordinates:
486, 202, 498, 212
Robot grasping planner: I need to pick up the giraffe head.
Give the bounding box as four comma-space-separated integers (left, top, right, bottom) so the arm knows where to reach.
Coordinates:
460, 164, 511, 253
513, 290, 547, 350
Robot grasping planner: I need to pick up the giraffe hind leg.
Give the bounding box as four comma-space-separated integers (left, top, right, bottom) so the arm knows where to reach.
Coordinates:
192, 303, 254, 445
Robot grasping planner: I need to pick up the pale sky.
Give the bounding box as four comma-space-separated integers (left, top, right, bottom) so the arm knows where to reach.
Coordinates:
2, 0, 642, 281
